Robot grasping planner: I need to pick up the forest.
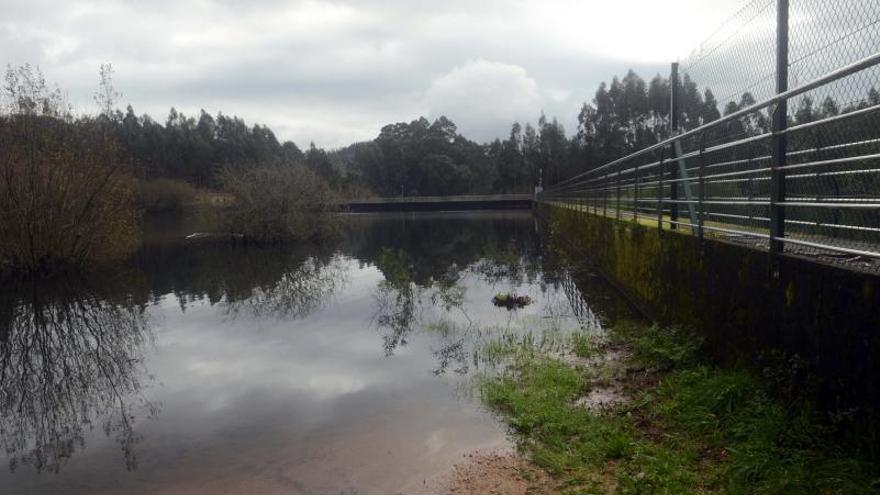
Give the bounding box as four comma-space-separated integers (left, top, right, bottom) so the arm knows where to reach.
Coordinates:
1, 62, 877, 271
74, 67, 880, 197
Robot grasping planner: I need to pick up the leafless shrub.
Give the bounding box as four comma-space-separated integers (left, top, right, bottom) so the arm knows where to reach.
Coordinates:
219, 161, 339, 242
136, 178, 197, 213
0, 65, 139, 272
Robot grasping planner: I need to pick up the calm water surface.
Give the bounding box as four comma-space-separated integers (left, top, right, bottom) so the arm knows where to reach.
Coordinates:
0, 212, 633, 495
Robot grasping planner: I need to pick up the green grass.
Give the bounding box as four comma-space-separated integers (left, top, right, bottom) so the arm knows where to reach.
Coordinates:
571, 332, 598, 359
614, 322, 702, 371
476, 324, 880, 494
652, 367, 878, 494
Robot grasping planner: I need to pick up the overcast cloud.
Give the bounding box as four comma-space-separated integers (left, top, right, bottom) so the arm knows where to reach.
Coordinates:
1, 0, 745, 147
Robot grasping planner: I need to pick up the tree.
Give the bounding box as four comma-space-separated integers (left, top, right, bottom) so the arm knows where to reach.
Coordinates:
795, 96, 816, 124
819, 96, 840, 118
413, 154, 470, 195
305, 142, 341, 187
0, 64, 139, 271
94, 63, 121, 121
220, 162, 337, 242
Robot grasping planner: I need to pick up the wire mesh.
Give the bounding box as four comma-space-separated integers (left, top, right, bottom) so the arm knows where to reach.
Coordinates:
682, 0, 777, 111
542, 0, 880, 274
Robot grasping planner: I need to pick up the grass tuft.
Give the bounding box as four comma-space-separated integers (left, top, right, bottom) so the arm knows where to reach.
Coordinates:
571, 332, 598, 359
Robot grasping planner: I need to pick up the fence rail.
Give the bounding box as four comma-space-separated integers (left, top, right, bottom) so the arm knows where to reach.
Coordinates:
540, 0, 880, 274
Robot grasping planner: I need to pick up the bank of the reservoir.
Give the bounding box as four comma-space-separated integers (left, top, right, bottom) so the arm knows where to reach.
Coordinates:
537, 202, 880, 447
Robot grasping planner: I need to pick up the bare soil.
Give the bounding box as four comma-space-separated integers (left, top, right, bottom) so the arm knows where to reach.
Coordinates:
416, 448, 556, 495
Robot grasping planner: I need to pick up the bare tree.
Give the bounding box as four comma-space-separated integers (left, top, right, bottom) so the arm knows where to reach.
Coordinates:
94, 63, 121, 121
0, 64, 139, 272
220, 161, 338, 242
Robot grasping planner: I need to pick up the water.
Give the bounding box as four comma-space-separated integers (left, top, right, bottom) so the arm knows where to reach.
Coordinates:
0, 211, 633, 495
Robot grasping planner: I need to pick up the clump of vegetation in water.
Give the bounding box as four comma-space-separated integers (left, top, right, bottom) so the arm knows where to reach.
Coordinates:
219, 162, 338, 243
135, 178, 197, 213
476, 322, 879, 493
492, 292, 532, 310
0, 65, 139, 273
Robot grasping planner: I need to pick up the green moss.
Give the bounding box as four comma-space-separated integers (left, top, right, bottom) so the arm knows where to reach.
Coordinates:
785, 281, 797, 308
864, 280, 875, 303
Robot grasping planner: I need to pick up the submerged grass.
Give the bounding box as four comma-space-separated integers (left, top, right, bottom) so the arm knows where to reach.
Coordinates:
476, 322, 880, 494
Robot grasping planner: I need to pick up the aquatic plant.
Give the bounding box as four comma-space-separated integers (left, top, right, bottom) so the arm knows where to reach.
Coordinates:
492, 292, 533, 310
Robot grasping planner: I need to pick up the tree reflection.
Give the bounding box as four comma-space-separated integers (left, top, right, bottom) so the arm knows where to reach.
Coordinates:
345, 212, 543, 287
0, 274, 155, 473
128, 241, 348, 320
225, 255, 349, 319
369, 228, 548, 361
432, 338, 469, 375
363, 213, 627, 376
371, 247, 490, 373
373, 248, 426, 355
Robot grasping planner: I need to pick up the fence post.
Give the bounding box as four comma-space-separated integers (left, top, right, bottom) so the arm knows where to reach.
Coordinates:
634, 165, 640, 222
603, 180, 608, 218
616, 171, 622, 221
698, 138, 706, 241
770, 0, 789, 260
657, 148, 665, 230
670, 62, 680, 230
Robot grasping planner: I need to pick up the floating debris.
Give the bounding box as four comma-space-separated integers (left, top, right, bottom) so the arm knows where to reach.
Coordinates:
492, 293, 532, 310
185, 232, 211, 240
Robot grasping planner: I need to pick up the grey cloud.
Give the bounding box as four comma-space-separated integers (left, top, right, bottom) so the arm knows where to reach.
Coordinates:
0, 0, 716, 147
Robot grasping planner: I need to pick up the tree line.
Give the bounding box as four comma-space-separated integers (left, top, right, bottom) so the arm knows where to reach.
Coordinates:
2, 62, 877, 272
338, 70, 879, 196
23, 64, 876, 197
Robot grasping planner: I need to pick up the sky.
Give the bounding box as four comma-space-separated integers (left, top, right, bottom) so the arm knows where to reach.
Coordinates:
0, 0, 747, 148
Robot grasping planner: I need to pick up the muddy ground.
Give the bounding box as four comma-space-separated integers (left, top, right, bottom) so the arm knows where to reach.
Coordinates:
415, 448, 556, 495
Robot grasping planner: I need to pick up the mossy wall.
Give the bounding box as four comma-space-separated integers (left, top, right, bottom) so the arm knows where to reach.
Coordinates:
539, 203, 880, 415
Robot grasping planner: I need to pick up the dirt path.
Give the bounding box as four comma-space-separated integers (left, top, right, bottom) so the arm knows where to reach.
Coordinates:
414, 448, 556, 495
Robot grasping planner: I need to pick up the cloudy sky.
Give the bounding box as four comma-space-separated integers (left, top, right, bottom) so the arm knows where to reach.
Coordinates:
1, 0, 746, 148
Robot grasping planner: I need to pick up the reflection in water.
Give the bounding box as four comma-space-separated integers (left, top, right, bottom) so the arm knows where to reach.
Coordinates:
360, 213, 549, 362
224, 255, 350, 320
373, 248, 423, 355
344, 212, 543, 287
129, 242, 350, 320
0, 275, 154, 473
364, 213, 605, 377
0, 212, 640, 494
0, 247, 351, 476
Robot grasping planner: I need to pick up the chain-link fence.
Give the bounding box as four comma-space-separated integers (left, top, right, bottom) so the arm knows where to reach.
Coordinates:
541, 0, 880, 274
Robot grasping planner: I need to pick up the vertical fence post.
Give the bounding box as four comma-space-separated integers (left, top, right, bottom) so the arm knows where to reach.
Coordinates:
698, 139, 706, 241
747, 156, 755, 225
658, 148, 665, 230
603, 180, 608, 218
770, 0, 789, 260
616, 171, 622, 221
634, 165, 640, 222
670, 62, 680, 230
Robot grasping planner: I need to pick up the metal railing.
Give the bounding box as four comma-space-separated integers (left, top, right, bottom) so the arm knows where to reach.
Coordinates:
540, 0, 880, 274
